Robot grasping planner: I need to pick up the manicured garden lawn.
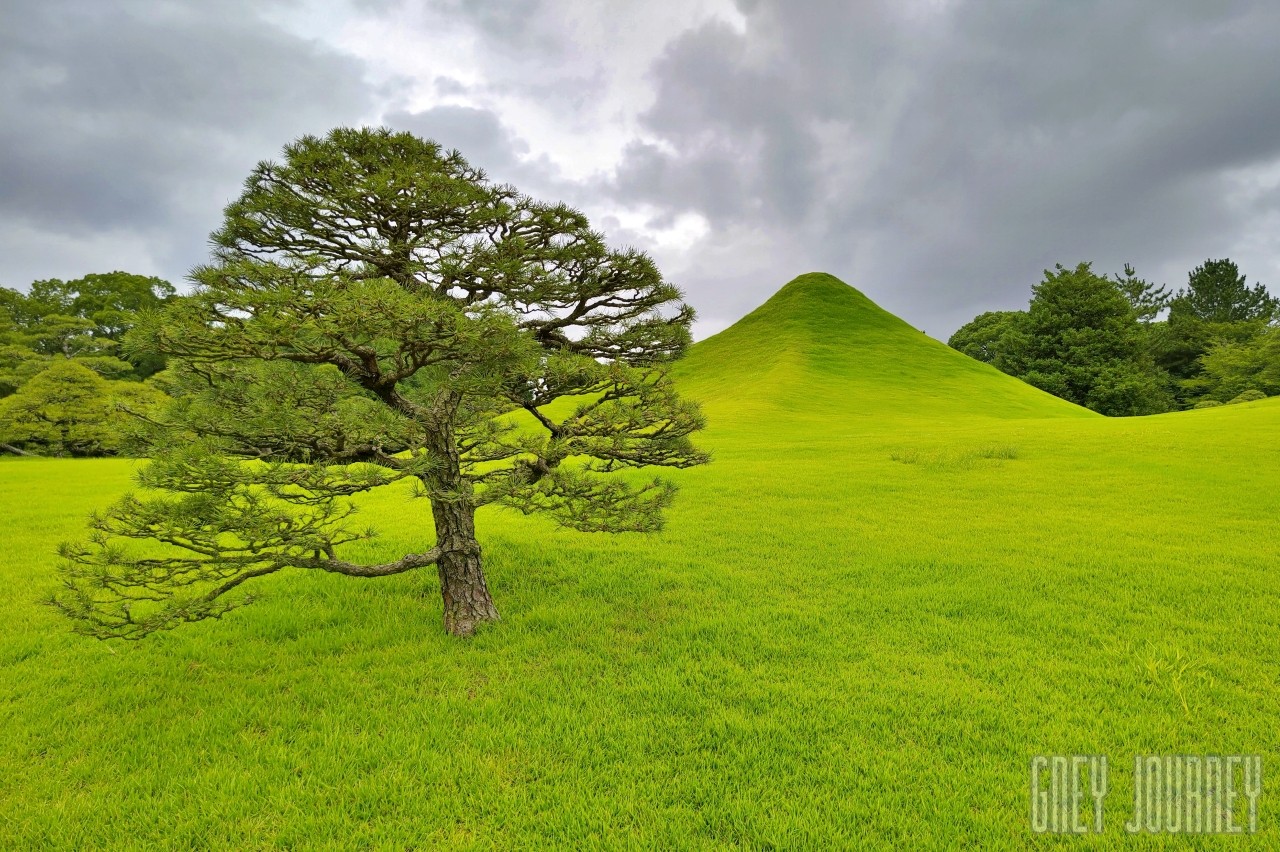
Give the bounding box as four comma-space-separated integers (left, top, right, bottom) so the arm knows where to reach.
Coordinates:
3, 274, 1278, 849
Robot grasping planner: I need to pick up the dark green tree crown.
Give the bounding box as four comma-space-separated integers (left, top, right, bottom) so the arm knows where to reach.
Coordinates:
211, 128, 692, 363
1172, 258, 1276, 323
950, 262, 1173, 417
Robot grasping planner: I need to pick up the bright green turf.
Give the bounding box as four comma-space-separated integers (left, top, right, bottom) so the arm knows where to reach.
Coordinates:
2, 273, 1278, 850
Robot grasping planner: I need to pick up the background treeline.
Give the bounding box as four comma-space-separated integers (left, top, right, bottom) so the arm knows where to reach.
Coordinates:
0, 272, 172, 456
3, 259, 1275, 453
949, 258, 1278, 415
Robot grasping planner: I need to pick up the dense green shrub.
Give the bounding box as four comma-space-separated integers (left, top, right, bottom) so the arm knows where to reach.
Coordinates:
0, 360, 167, 456
1227, 389, 1268, 405
1184, 326, 1280, 403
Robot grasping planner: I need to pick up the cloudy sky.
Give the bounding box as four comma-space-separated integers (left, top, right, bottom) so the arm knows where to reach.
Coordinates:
3, 0, 1279, 339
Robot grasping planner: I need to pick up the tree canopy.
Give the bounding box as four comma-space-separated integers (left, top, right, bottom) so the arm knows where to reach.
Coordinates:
944, 310, 1021, 368
1113, 263, 1171, 323
0, 272, 175, 454
951, 258, 1277, 413
1170, 258, 1276, 324
949, 263, 1174, 415
0, 360, 165, 457
1186, 326, 1280, 402
1149, 259, 1277, 400
1004, 263, 1171, 415
0, 271, 176, 391
52, 127, 709, 640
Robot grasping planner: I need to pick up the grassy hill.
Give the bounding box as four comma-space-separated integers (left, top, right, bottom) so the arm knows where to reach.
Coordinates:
673, 272, 1091, 425
2, 273, 1279, 849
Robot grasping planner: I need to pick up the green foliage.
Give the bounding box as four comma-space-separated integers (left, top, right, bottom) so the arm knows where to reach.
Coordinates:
1183, 325, 1280, 402
953, 258, 1276, 412
952, 263, 1171, 416
25, 272, 176, 338
1148, 259, 1277, 406
1170, 257, 1276, 323
55, 441, 411, 639
1151, 314, 1265, 402
0, 271, 176, 393
946, 310, 1023, 367
0, 273, 174, 455
1113, 262, 1171, 322
56, 127, 708, 638
4, 274, 1280, 848
0, 343, 51, 398
0, 360, 167, 457
1011, 263, 1171, 416
1228, 388, 1268, 404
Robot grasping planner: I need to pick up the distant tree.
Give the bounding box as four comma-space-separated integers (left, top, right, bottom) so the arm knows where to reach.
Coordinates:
16, 272, 175, 333
947, 310, 1024, 367
0, 300, 48, 397
949, 264, 1167, 369
1112, 264, 1171, 322
51, 127, 709, 640
0, 360, 165, 457
0, 272, 176, 386
1152, 259, 1275, 405
0, 344, 51, 399
1184, 327, 1280, 402
1170, 258, 1276, 323
999, 263, 1171, 415
1150, 314, 1265, 404
0, 285, 42, 329
953, 259, 1277, 411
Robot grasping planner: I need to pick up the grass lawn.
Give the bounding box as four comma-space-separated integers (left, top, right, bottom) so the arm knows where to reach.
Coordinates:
2, 273, 1278, 849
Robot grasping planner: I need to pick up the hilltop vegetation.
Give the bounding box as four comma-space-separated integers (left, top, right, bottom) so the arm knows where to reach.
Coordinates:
3, 273, 1278, 849
678, 272, 1090, 425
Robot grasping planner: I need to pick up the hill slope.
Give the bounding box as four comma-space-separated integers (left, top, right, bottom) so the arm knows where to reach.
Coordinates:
674, 272, 1092, 427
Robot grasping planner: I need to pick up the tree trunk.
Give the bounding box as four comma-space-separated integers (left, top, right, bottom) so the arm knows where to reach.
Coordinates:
425, 395, 499, 636
431, 496, 499, 636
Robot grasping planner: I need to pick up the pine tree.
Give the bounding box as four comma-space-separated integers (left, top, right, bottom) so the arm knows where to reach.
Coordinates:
52, 128, 709, 639
1171, 258, 1276, 323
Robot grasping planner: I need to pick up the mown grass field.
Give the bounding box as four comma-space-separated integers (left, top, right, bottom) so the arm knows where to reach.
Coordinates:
2, 273, 1278, 850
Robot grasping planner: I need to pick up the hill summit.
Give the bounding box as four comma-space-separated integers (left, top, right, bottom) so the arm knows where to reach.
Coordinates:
673, 272, 1091, 425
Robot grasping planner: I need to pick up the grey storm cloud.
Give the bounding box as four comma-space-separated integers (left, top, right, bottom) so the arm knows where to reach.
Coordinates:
3, 0, 1280, 339
386, 106, 529, 172
382, 105, 593, 212
606, 0, 1280, 335
382, 104, 562, 193
0, 0, 371, 287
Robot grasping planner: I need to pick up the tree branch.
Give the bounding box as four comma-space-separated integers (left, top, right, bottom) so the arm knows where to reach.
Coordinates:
297, 548, 442, 576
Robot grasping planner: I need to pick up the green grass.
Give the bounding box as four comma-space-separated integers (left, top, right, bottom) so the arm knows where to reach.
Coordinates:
3, 272, 1279, 849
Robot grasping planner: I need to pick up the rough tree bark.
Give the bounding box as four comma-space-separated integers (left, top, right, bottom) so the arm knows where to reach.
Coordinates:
425, 396, 499, 635
431, 498, 498, 636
